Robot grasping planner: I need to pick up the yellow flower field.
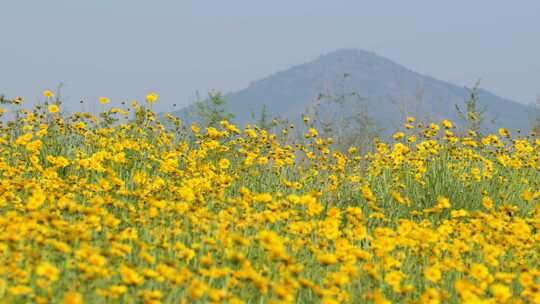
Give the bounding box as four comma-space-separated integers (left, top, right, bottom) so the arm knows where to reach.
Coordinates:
1, 94, 540, 303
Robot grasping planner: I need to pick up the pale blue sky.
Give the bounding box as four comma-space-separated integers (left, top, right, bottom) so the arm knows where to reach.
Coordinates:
1, 1, 539, 111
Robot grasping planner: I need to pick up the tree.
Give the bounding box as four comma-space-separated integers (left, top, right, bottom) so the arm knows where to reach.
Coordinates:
257, 104, 273, 130
455, 80, 488, 136
388, 73, 431, 128
530, 95, 540, 136
193, 91, 234, 128
304, 73, 381, 151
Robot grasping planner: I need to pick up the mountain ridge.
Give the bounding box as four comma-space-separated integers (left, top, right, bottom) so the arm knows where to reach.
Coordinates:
171, 49, 535, 133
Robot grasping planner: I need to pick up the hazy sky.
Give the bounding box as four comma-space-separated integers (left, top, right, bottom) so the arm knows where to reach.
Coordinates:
1, 1, 539, 112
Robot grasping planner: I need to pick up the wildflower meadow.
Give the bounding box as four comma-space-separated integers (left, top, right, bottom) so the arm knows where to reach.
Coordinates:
1, 92, 540, 303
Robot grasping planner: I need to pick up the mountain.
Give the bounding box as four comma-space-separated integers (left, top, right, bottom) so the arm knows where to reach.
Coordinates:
171, 48, 536, 133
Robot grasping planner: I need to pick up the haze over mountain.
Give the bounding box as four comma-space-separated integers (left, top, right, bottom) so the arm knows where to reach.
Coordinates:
172, 49, 536, 133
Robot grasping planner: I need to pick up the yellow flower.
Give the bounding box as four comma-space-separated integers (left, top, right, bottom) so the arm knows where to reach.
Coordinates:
63, 291, 84, 304
138, 290, 162, 302
36, 261, 60, 282
119, 264, 144, 286
390, 191, 407, 205
9, 285, 32, 296
218, 158, 231, 169
14, 96, 24, 104
306, 199, 323, 217
27, 188, 46, 211
491, 284, 511, 302
429, 123, 440, 131
519, 272, 534, 287
25, 140, 42, 153
188, 279, 207, 300
43, 90, 54, 98
482, 196, 493, 209
145, 92, 159, 104
384, 271, 405, 293
361, 184, 376, 203
191, 123, 200, 134
307, 128, 318, 138
110, 285, 127, 298
470, 263, 492, 283
48, 104, 60, 113
424, 265, 441, 283
498, 128, 511, 138
393, 132, 405, 141
99, 97, 110, 104
441, 119, 453, 129
521, 189, 533, 202
321, 297, 339, 304
318, 253, 338, 265
15, 133, 33, 145
436, 196, 451, 209
88, 253, 107, 267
